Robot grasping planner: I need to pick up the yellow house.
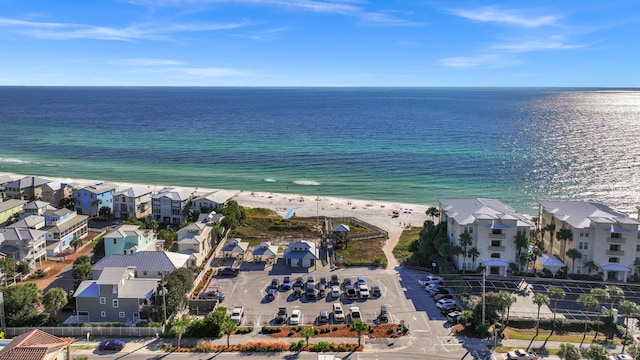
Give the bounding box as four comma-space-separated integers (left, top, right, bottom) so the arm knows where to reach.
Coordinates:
0, 199, 27, 226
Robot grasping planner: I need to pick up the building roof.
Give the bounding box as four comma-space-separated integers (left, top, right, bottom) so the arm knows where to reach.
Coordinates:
23, 201, 53, 211
152, 187, 193, 201
439, 198, 534, 227
104, 224, 151, 239
45, 214, 88, 234
0, 199, 28, 213
0, 228, 46, 243
538, 201, 640, 229
193, 190, 238, 205
7, 176, 51, 190
80, 182, 116, 195
222, 238, 249, 253
93, 251, 190, 273
0, 329, 72, 360
42, 180, 70, 190
283, 240, 318, 260
0, 174, 17, 185
43, 207, 73, 218
115, 185, 154, 198
252, 242, 278, 257
75, 268, 157, 300
7, 215, 45, 229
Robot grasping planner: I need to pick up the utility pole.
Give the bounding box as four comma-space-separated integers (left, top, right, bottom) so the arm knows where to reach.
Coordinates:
161, 275, 167, 327
482, 271, 486, 326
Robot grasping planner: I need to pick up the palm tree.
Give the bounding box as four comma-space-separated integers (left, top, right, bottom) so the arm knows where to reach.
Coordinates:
544, 224, 556, 251
468, 248, 480, 271
459, 232, 473, 274
43, 287, 68, 318
606, 285, 624, 310
619, 300, 638, 329
532, 293, 550, 335
514, 233, 529, 272
590, 288, 610, 338
557, 228, 573, 249
584, 261, 599, 276
577, 294, 598, 341
498, 290, 517, 327
171, 320, 187, 349
70, 235, 83, 252
451, 245, 464, 271
557, 343, 582, 360
220, 320, 237, 348
350, 320, 369, 347
300, 327, 315, 348
91, 198, 102, 216
425, 207, 440, 221
565, 248, 582, 274
548, 286, 566, 332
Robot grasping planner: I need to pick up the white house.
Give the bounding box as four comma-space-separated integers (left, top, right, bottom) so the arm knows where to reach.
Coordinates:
113, 185, 154, 220
151, 188, 194, 226
191, 190, 238, 211
221, 238, 249, 259
439, 198, 535, 276
176, 219, 214, 267
252, 242, 279, 263
538, 200, 640, 282
283, 240, 318, 268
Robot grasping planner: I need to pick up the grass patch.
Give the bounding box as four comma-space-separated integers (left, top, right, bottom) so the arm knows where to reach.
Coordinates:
393, 227, 420, 262
506, 329, 618, 345
231, 208, 318, 243
335, 238, 387, 266
493, 345, 558, 356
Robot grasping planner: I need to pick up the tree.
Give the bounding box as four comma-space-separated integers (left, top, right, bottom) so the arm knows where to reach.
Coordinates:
91, 198, 103, 216
514, 233, 529, 272
557, 343, 582, 360
170, 320, 187, 349
584, 261, 599, 275
459, 232, 473, 274
149, 219, 159, 233
350, 320, 369, 347
72, 256, 92, 281
0, 258, 16, 285
3, 283, 46, 326
565, 248, 582, 274
548, 286, 566, 332
70, 235, 84, 252
43, 287, 68, 318
468, 247, 480, 271
577, 294, 599, 339
58, 197, 74, 210
164, 268, 195, 316
300, 327, 315, 348
498, 290, 517, 327
580, 344, 608, 360
425, 207, 440, 220
619, 300, 638, 329
532, 293, 549, 335
220, 320, 237, 348
590, 288, 610, 338
557, 228, 573, 247
98, 206, 111, 220
627, 343, 640, 360
605, 285, 624, 310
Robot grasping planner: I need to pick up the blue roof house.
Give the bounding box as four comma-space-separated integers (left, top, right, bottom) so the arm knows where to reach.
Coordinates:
73, 182, 116, 217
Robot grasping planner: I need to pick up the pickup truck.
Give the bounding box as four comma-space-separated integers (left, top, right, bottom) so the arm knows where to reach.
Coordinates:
276, 307, 287, 324
506, 349, 539, 360
230, 306, 244, 325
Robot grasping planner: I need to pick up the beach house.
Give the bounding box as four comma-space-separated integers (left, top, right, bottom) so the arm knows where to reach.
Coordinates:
538, 201, 640, 282
151, 187, 194, 226
74, 266, 158, 323
221, 238, 249, 259
0, 199, 27, 226
91, 251, 190, 280
40, 180, 73, 207
0, 227, 47, 269
283, 240, 318, 268
73, 182, 117, 217
3, 176, 51, 200
113, 185, 154, 220
0, 328, 73, 360
42, 208, 89, 256
176, 219, 214, 267
191, 190, 238, 211
103, 224, 157, 256
439, 198, 535, 276
0, 174, 16, 201
22, 200, 56, 217
252, 242, 279, 263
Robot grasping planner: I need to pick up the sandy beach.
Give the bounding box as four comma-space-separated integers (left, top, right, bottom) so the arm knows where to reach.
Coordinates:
1, 172, 431, 268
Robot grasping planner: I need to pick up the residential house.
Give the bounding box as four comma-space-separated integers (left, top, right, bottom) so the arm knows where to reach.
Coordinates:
22, 200, 56, 217
74, 266, 157, 323
0, 228, 47, 268
0, 199, 27, 226
113, 185, 154, 220
0, 329, 73, 360
42, 208, 89, 256
439, 198, 535, 276
73, 182, 117, 217
252, 242, 278, 263
103, 225, 157, 257
91, 251, 190, 280
0, 174, 16, 201
8, 215, 45, 230
3, 176, 50, 200
538, 201, 640, 282
151, 188, 194, 226
283, 240, 318, 268
221, 238, 249, 259
191, 190, 237, 211
40, 180, 73, 207
176, 219, 214, 268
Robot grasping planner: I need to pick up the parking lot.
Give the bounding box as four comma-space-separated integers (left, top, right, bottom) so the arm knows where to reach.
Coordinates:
203, 264, 412, 327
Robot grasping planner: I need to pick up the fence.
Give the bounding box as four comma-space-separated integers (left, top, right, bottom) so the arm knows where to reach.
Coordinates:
329, 217, 389, 240
5, 326, 163, 338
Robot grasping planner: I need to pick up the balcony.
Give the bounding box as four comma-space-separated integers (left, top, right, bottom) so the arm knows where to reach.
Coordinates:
607, 237, 626, 244
606, 250, 625, 256
488, 233, 506, 239
487, 245, 506, 251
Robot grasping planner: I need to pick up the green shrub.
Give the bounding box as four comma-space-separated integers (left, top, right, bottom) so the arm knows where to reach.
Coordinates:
240, 341, 289, 352
310, 341, 332, 352
290, 339, 305, 351
288, 329, 296, 336
261, 326, 281, 334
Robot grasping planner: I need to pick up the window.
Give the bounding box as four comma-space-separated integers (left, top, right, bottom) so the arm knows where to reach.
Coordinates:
490, 253, 501, 258
491, 240, 501, 247
609, 257, 620, 263
492, 229, 502, 235
584, 232, 589, 237
464, 226, 473, 234
143, 271, 147, 276
582, 254, 588, 262
611, 233, 621, 239
610, 244, 621, 251
583, 242, 588, 250
119, 312, 126, 318
576, 267, 582, 274
157, 271, 162, 276
578, 242, 583, 250
113, 299, 119, 308
113, 239, 117, 244
99, 297, 106, 305
637, 244, 640, 252
172, 208, 181, 215
101, 311, 106, 318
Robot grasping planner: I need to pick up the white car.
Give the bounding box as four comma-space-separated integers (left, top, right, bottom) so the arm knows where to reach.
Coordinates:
332, 303, 345, 322
506, 349, 538, 359
418, 275, 444, 287
289, 309, 301, 325
436, 299, 457, 309
230, 306, 244, 324
331, 286, 341, 298
358, 284, 370, 299
349, 306, 362, 322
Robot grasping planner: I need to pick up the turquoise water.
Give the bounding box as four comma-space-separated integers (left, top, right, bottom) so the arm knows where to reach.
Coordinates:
1, 87, 639, 215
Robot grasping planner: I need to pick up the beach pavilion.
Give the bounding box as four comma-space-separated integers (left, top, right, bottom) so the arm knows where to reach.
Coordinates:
252, 242, 279, 263
283, 240, 318, 268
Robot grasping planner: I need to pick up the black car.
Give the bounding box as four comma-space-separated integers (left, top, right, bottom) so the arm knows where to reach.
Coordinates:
217, 267, 239, 277
330, 274, 340, 285
370, 285, 382, 297
276, 307, 287, 324
270, 278, 279, 289
282, 276, 292, 290
305, 286, 317, 300
266, 288, 277, 301
98, 339, 125, 351
379, 305, 389, 323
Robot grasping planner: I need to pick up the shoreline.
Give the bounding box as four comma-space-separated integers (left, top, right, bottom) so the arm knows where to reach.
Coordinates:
0, 171, 431, 235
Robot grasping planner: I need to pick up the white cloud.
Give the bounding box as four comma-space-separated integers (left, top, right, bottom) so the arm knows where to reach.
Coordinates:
451, 6, 560, 27
438, 54, 520, 68
177, 67, 247, 77
111, 58, 186, 66
495, 36, 588, 51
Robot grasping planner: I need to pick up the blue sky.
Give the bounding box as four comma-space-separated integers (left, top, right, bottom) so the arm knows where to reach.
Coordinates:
1, 0, 638, 86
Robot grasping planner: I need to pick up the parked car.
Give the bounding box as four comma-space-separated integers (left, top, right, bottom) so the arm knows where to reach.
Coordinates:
370, 285, 382, 297
345, 285, 358, 300
331, 286, 341, 299
307, 275, 316, 286
506, 349, 539, 360
230, 306, 244, 324
282, 276, 291, 290
343, 278, 353, 288
306, 286, 317, 300
318, 310, 330, 324
266, 288, 277, 301
276, 307, 288, 324
199, 290, 225, 302
217, 267, 239, 277
293, 284, 304, 298
270, 278, 279, 289
434, 293, 453, 301
98, 339, 125, 351
441, 303, 461, 315
447, 310, 462, 323
290, 309, 302, 325
357, 276, 367, 286
294, 277, 304, 288
425, 284, 441, 293
358, 284, 370, 299
418, 275, 443, 286
379, 305, 389, 323
436, 299, 457, 309
429, 287, 449, 296
330, 274, 340, 285
350, 306, 362, 323
333, 303, 345, 322
319, 277, 327, 288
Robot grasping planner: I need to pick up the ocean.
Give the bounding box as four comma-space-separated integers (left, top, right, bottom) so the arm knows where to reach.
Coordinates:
1, 87, 639, 216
